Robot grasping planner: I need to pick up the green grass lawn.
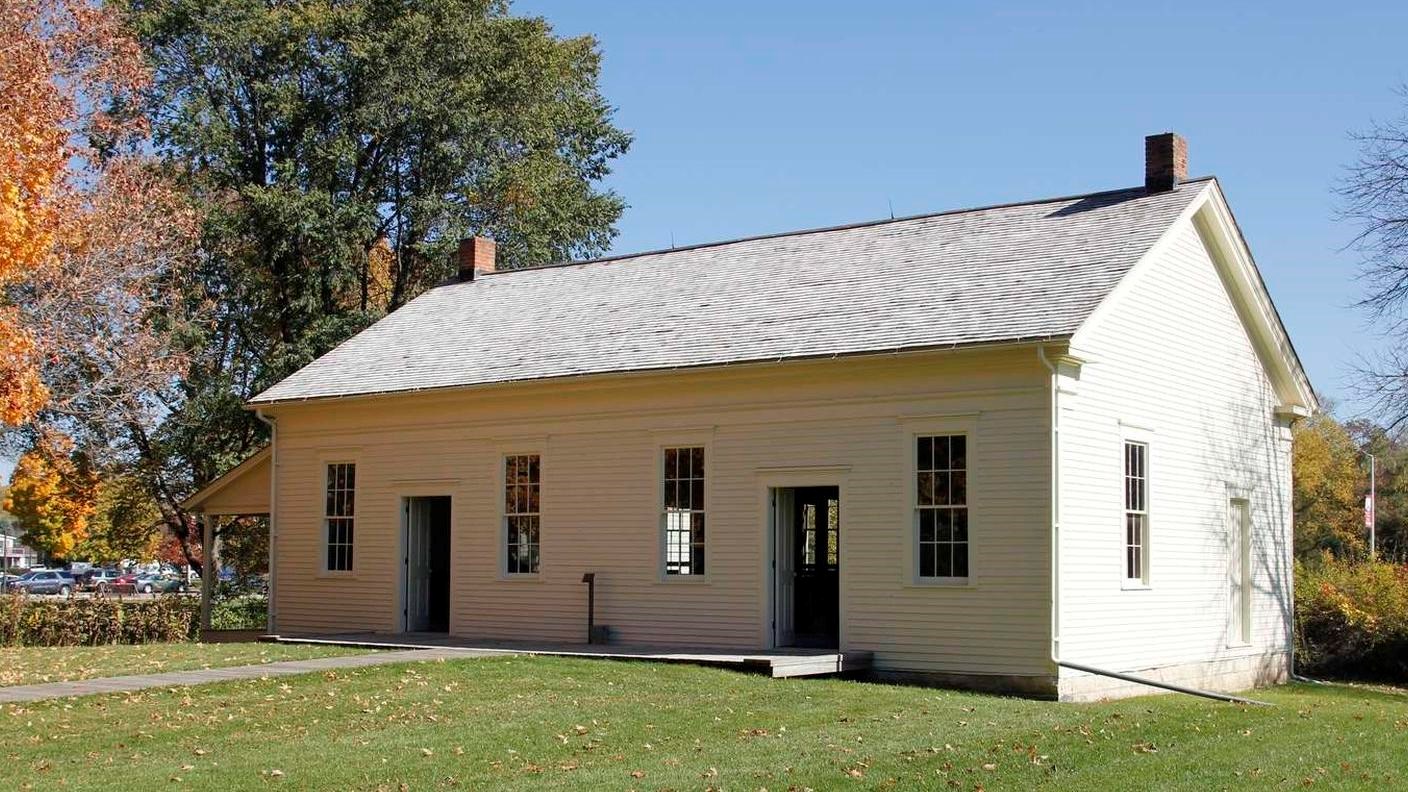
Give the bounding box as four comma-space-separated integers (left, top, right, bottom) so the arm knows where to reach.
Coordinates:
0, 642, 370, 687
2, 655, 1405, 791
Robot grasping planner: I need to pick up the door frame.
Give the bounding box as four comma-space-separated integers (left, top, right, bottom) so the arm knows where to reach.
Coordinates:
757, 466, 850, 650
395, 489, 455, 633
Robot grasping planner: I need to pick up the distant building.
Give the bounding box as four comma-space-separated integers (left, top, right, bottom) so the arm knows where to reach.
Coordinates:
1, 530, 40, 570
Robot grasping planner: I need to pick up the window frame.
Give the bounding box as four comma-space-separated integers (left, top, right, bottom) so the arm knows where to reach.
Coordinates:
902, 414, 978, 587
1121, 434, 1152, 589
321, 460, 358, 576
500, 451, 543, 578
657, 438, 711, 582
1224, 484, 1256, 649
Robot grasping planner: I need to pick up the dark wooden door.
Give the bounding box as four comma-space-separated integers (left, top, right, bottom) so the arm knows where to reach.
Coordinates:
792, 486, 839, 648
427, 497, 452, 633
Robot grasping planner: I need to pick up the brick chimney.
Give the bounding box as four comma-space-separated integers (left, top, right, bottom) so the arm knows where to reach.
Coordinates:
457, 236, 496, 281
1144, 132, 1187, 193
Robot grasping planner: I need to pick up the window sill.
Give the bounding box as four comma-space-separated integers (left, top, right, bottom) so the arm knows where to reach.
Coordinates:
658, 575, 711, 585
1120, 581, 1152, 591
498, 573, 542, 583
316, 570, 358, 580
909, 577, 974, 588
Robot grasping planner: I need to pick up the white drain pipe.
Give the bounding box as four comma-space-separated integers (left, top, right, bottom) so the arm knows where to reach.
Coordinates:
1059, 660, 1272, 706
256, 409, 278, 634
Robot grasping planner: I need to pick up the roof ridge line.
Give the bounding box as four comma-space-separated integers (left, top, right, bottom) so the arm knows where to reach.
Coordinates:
478, 175, 1218, 277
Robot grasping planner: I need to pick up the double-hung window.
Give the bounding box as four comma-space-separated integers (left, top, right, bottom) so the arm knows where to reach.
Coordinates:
916, 435, 969, 580
504, 454, 541, 574
663, 446, 706, 576
1124, 441, 1149, 583
324, 462, 356, 572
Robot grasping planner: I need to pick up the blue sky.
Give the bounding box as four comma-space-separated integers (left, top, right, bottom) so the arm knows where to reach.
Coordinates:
2, 1, 1402, 481
519, 0, 1408, 416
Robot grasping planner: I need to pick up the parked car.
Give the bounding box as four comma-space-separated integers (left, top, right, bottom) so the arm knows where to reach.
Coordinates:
112, 573, 185, 595
6, 570, 76, 595
79, 567, 123, 592
143, 575, 186, 594
110, 573, 141, 594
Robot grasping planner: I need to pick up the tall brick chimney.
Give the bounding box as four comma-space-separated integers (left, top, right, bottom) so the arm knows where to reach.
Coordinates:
457, 236, 496, 282
1144, 132, 1187, 193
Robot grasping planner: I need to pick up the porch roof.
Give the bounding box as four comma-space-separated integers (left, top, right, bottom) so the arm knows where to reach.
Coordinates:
182, 447, 271, 516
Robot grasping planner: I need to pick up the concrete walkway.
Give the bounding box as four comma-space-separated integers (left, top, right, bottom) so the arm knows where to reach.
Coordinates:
0, 647, 505, 704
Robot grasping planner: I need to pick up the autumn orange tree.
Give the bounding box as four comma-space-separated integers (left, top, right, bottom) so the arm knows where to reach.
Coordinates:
1, 0, 203, 560
2, 432, 100, 557
1, 0, 148, 424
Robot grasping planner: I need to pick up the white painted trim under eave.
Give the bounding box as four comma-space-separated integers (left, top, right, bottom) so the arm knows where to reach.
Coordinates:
1070, 179, 1317, 415
1193, 183, 1318, 413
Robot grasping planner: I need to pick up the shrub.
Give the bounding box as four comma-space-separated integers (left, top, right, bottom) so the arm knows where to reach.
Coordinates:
210, 595, 267, 630
0, 593, 198, 647
1296, 555, 1408, 679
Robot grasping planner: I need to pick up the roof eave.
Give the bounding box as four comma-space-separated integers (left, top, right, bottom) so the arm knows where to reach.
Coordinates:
246, 334, 1073, 410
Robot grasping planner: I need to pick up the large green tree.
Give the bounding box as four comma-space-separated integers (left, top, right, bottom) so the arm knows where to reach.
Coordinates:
115, 0, 630, 561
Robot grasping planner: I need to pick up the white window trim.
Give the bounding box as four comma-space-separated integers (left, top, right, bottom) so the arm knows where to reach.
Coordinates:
1225, 482, 1257, 649
1120, 428, 1153, 589
498, 448, 544, 580
656, 433, 713, 583
900, 414, 978, 587
318, 453, 361, 578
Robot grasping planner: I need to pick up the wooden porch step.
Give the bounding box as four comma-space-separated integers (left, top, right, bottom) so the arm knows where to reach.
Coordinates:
762, 651, 873, 678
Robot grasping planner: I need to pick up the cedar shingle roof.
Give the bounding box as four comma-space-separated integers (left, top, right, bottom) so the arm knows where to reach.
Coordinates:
251, 178, 1212, 404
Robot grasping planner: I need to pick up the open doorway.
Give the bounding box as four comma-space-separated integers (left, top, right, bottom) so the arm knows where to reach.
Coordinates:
773, 486, 840, 648
403, 496, 451, 633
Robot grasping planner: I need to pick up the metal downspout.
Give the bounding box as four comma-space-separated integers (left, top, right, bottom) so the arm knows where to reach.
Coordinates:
1036, 346, 1061, 674
1058, 660, 1272, 706
256, 409, 278, 634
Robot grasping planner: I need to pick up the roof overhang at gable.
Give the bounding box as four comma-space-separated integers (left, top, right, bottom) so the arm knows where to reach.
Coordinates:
1191, 183, 1318, 415
1074, 180, 1317, 417
180, 446, 271, 516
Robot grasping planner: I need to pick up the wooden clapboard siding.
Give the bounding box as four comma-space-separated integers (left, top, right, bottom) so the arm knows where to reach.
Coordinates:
1059, 215, 1294, 679
265, 346, 1054, 677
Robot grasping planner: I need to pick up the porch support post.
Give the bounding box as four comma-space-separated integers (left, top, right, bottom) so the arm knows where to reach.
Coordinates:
199, 513, 215, 632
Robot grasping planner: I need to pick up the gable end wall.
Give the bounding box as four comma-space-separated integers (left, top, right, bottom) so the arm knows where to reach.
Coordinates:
1058, 213, 1294, 700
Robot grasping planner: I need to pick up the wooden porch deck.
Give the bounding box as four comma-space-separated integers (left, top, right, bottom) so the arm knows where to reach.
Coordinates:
268, 632, 872, 679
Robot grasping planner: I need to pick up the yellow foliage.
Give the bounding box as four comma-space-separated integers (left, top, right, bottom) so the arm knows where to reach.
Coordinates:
1292, 413, 1366, 558
79, 474, 161, 562
0, 315, 47, 424
3, 432, 99, 558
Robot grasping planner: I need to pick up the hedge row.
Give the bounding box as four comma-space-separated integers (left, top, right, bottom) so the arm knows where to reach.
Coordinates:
0, 594, 271, 646
1, 594, 199, 646
1296, 556, 1408, 680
